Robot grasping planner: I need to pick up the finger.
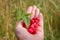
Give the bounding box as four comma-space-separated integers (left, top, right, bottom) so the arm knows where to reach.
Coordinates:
34, 13, 44, 37
37, 13, 44, 33
37, 27, 44, 33
30, 5, 37, 19
38, 13, 43, 28
34, 8, 39, 18
26, 6, 32, 13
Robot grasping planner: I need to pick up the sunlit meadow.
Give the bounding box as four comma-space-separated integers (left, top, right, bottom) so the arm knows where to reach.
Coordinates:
0, 0, 60, 40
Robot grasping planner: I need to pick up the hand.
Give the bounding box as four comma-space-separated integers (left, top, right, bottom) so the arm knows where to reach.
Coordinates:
15, 5, 44, 40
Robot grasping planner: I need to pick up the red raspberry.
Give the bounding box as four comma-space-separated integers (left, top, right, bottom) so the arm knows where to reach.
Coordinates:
29, 24, 34, 29
22, 17, 40, 34
32, 29, 37, 34
30, 19, 35, 24
28, 28, 33, 34
22, 21, 26, 28
27, 17, 40, 34
34, 24, 38, 28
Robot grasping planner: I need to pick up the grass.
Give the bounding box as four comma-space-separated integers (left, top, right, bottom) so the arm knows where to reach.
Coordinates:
0, 0, 60, 40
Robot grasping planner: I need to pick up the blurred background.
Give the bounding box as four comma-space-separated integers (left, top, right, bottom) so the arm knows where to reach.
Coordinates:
0, 0, 60, 40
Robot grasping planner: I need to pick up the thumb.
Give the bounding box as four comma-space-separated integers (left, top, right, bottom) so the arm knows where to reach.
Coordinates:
15, 20, 30, 38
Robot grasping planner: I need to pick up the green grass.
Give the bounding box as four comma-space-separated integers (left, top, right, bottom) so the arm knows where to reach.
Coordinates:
0, 0, 60, 40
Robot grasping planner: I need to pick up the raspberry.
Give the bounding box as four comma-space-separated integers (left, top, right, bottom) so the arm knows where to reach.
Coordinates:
34, 24, 38, 28
28, 17, 40, 34
29, 24, 34, 29
22, 21, 26, 28
22, 17, 40, 34
30, 19, 35, 24
28, 28, 33, 34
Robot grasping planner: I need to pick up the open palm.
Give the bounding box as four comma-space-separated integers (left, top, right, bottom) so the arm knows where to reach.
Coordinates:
15, 5, 44, 40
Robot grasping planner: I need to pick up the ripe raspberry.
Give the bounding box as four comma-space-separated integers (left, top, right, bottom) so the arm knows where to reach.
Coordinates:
22, 21, 26, 28
22, 17, 40, 34
28, 17, 40, 34
28, 28, 33, 34
30, 19, 35, 24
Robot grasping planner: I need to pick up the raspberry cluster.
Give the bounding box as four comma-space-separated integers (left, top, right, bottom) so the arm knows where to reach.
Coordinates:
22, 17, 40, 34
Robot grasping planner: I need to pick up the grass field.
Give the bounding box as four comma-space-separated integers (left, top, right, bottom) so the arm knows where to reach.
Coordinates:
0, 0, 60, 40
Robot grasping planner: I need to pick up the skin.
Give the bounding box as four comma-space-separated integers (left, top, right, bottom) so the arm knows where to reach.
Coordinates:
15, 5, 44, 40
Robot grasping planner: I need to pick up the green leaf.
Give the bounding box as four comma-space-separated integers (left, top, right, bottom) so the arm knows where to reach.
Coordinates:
23, 16, 30, 28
